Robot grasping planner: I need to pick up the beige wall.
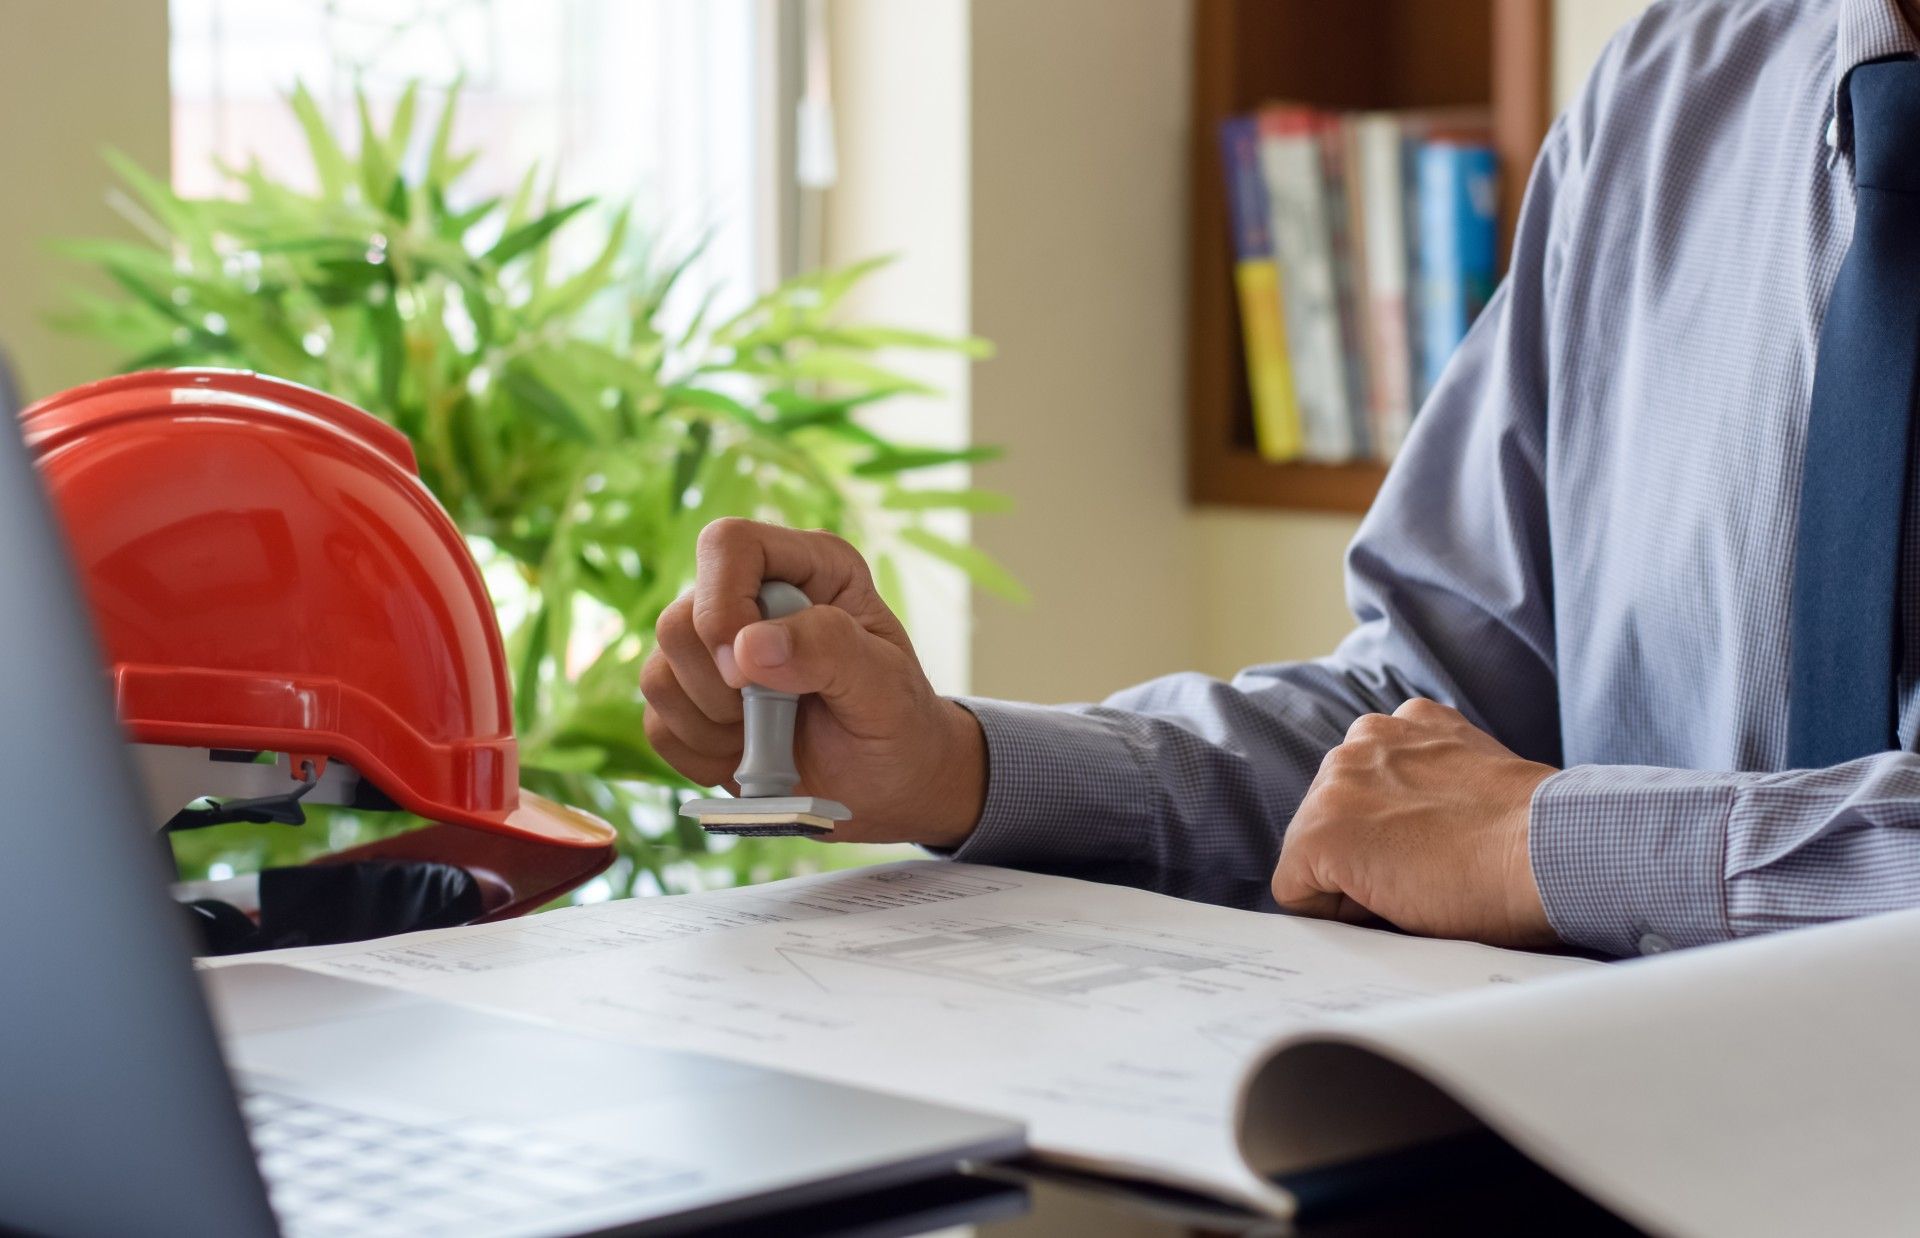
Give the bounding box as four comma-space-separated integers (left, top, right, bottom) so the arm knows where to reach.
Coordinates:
965, 0, 1199, 703
824, 0, 974, 697
1555, 0, 1650, 108
0, 0, 170, 399
1192, 507, 1358, 671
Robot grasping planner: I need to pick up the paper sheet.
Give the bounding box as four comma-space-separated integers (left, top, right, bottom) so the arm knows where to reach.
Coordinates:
231, 861, 1591, 1212
1239, 905, 1920, 1236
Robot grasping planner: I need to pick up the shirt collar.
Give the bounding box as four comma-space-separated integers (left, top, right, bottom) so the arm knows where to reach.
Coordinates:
1833, 0, 1920, 150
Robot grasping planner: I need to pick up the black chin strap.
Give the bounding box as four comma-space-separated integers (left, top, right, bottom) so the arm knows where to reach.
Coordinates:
182, 860, 486, 955
163, 759, 321, 832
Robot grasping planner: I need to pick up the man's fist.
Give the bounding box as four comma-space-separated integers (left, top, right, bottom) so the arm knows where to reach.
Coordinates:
1271, 698, 1560, 948
641, 519, 986, 848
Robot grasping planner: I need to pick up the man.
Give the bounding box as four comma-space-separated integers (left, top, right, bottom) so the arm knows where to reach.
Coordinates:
643, 0, 1920, 959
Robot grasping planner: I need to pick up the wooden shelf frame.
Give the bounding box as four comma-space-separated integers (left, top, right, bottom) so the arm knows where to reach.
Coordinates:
1185, 0, 1553, 515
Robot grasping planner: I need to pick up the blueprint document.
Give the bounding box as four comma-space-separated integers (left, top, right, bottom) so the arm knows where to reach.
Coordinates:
234, 861, 1590, 1212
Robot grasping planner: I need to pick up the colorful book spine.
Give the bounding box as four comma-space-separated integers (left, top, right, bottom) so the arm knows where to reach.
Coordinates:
1395, 109, 1491, 410
1217, 116, 1303, 462
1400, 124, 1431, 410
1320, 118, 1373, 460
1415, 139, 1499, 398
1349, 112, 1415, 458
1257, 106, 1357, 463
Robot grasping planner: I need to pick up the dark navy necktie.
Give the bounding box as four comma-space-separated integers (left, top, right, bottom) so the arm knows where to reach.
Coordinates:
1788, 60, 1920, 768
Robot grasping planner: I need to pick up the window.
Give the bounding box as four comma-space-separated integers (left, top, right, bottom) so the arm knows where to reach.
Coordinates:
169, 0, 781, 329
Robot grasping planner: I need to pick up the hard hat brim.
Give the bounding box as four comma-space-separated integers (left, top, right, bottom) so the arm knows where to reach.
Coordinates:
485, 787, 619, 849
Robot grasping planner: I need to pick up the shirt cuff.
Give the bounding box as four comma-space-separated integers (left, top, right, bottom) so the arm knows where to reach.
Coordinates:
940, 697, 1155, 875
1529, 765, 1734, 957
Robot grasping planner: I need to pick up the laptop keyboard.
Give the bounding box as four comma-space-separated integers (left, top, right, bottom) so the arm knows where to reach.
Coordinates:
241, 1085, 701, 1237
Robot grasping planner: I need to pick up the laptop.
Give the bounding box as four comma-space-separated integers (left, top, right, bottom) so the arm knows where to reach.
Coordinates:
0, 398, 1024, 1238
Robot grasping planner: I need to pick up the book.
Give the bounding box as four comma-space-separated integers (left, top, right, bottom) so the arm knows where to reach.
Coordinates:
1394, 110, 1493, 411
1256, 106, 1357, 463
1216, 116, 1303, 462
223, 860, 1920, 1234
1345, 112, 1416, 458
1319, 118, 1374, 459
1415, 137, 1499, 400
1220, 105, 1496, 464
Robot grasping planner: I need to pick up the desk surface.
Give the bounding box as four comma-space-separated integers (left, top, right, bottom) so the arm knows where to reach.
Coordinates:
975, 1161, 1641, 1238
682, 1140, 1643, 1238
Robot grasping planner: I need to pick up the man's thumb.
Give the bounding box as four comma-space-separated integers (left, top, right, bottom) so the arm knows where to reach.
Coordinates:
731, 605, 897, 706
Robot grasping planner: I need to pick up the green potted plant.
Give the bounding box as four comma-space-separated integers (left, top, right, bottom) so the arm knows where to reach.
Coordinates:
57, 84, 1017, 896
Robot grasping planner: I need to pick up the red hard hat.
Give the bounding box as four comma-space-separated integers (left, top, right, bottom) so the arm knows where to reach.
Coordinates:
21, 368, 615, 916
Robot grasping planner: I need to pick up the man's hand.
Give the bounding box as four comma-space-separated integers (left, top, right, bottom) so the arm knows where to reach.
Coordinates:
640, 519, 986, 849
1271, 699, 1559, 948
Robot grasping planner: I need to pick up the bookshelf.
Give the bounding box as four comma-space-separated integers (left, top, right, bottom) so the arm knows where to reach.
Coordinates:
1186, 0, 1553, 514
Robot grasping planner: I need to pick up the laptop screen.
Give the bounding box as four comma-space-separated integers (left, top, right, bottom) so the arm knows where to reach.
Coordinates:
0, 403, 279, 1236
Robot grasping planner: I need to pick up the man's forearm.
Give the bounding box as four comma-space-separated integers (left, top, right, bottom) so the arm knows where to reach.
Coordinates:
947, 663, 1391, 907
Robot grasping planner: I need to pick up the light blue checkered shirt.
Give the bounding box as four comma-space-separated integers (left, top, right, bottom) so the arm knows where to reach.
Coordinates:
951, 0, 1920, 958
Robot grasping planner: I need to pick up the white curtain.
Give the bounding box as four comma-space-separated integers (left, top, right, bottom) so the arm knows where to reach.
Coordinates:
169, 0, 772, 326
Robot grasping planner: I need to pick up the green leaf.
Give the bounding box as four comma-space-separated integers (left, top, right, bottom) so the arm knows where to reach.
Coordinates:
100, 263, 198, 332
384, 174, 411, 223
125, 339, 220, 370
312, 256, 394, 297
777, 350, 936, 393
101, 149, 197, 244
813, 325, 994, 357
441, 194, 502, 240
370, 290, 404, 412
713, 254, 894, 341
289, 82, 351, 199
853, 444, 1001, 477
898, 528, 1028, 604
510, 604, 549, 732
51, 238, 179, 281
485, 198, 593, 268
662, 384, 758, 425
385, 80, 420, 166
522, 743, 609, 774
356, 89, 398, 208
502, 165, 540, 232
426, 78, 466, 187
542, 700, 703, 788
555, 339, 656, 400
765, 388, 892, 419
676, 282, 721, 351
408, 249, 496, 346
253, 236, 373, 256
635, 227, 713, 324
500, 364, 598, 442
442, 150, 480, 183
528, 206, 628, 323
669, 419, 713, 503
803, 254, 897, 310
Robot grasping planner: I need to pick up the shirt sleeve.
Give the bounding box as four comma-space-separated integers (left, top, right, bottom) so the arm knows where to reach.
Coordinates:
947, 112, 1584, 908
1532, 754, 1920, 956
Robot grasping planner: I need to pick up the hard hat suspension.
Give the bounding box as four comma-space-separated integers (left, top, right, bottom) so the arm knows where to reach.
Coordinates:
163, 757, 322, 832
